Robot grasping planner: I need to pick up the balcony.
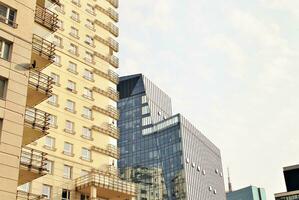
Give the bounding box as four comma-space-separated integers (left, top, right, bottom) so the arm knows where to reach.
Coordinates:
27, 70, 53, 106
92, 68, 119, 84
94, 20, 119, 37
94, 52, 119, 68
94, 5, 118, 22
91, 144, 119, 159
106, 0, 119, 8
92, 86, 119, 101
92, 123, 119, 139
18, 147, 48, 186
34, 5, 58, 32
31, 34, 56, 70
23, 107, 50, 145
75, 171, 136, 199
92, 105, 119, 120
94, 35, 119, 52
16, 190, 45, 200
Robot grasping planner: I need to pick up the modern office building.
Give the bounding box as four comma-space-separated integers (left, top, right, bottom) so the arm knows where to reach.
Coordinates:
117, 74, 226, 200
275, 164, 299, 200
0, 0, 136, 199
226, 186, 267, 200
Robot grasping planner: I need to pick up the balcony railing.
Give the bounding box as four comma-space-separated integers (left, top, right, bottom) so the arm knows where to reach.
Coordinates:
0, 15, 18, 28
94, 20, 119, 37
16, 190, 45, 200
94, 5, 118, 22
25, 107, 50, 133
92, 123, 119, 139
92, 105, 119, 120
75, 171, 136, 197
94, 35, 119, 52
28, 70, 53, 96
35, 5, 58, 31
91, 144, 119, 159
32, 34, 56, 64
106, 0, 119, 8
20, 147, 47, 173
94, 52, 119, 68
92, 68, 119, 84
92, 86, 119, 101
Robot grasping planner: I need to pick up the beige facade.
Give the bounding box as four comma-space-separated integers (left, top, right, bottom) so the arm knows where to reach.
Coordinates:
0, 0, 136, 199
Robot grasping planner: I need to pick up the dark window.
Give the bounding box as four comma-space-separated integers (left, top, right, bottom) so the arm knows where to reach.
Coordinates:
0, 4, 16, 27
0, 77, 7, 99
61, 189, 70, 200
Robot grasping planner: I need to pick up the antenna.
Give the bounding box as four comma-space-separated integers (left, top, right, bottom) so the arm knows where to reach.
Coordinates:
228, 168, 232, 192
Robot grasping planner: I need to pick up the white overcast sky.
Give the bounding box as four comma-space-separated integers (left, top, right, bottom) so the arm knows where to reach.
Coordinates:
118, 0, 299, 199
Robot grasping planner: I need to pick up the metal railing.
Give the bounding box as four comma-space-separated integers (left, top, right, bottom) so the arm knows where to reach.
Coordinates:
92, 68, 119, 84
16, 190, 45, 200
28, 70, 53, 96
24, 107, 51, 132
32, 34, 56, 63
106, 0, 119, 8
92, 105, 119, 120
108, 8, 118, 22
92, 123, 119, 139
0, 15, 18, 28
94, 52, 119, 68
20, 147, 47, 173
75, 171, 136, 196
94, 35, 119, 52
94, 20, 119, 37
35, 5, 58, 31
92, 86, 119, 101
91, 144, 119, 159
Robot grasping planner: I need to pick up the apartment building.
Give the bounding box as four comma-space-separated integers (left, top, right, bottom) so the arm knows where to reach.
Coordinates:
0, 0, 136, 199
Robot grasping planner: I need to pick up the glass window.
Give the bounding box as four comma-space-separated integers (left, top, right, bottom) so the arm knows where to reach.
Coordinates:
67, 80, 76, 92
86, 4, 94, 14
69, 43, 78, 55
85, 51, 93, 63
63, 165, 72, 179
48, 115, 57, 127
0, 39, 11, 60
81, 148, 90, 161
42, 185, 51, 199
66, 100, 75, 112
70, 27, 78, 37
48, 94, 58, 105
68, 62, 77, 73
82, 127, 91, 139
86, 19, 94, 29
53, 35, 62, 47
45, 160, 53, 174
18, 183, 30, 192
85, 35, 93, 46
83, 69, 93, 80
0, 4, 16, 27
71, 11, 79, 21
62, 189, 71, 200
80, 169, 89, 176
45, 136, 55, 149
82, 107, 92, 119
64, 142, 73, 155
50, 73, 60, 85
53, 55, 61, 65
57, 19, 63, 30
83, 87, 92, 99
65, 120, 74, 133
0, 77, 7, 99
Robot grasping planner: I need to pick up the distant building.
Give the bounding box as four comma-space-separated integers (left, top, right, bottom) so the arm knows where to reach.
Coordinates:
275, 164, 299, 200
227, 186, 266, 200
117, 74, 226, 200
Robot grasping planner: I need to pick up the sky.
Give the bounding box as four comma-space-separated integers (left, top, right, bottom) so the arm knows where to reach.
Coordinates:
117, 0, 299, 199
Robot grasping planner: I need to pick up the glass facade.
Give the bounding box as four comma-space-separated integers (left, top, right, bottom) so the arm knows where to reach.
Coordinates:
118, 74, 226, 200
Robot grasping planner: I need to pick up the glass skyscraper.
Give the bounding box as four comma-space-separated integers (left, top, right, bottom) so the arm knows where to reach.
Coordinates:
117, 74, 226, 200
227, 186, 267, 200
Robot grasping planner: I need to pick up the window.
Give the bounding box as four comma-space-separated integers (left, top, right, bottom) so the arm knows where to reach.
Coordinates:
63, 142, 73, 156
0, 77, 7, 99
80, 169, 89, 176
57, 19, 64, 30
69, 43, 78, 55
70, 27, 79, 38
85, 51, 93, 63
18, 183, 30, 192
65, 120, 74, 133
65, 100, 75, 112
45, 136, 55, 149
53, 55, 61, 65
63, 165, 72, 179
0, 39, 11, 60
62, 189, 71, 200
82, 107, 92, 119
55, 4, 64, 13
45, 160, 53, 174
71, 11, 79, 22
48, 94, 58, 105
85, 35, 94, 46
0, 4, 16, 27
42, 185, 52, 199
53, 35, 62, 47
83, 69, 93, 81
85, 19, 94, 30
72, 0, 80, 6
82, 127, 91, 139
68, 62, 77, 73
81, 148, 90, 161
86, 4, 95, 14
50, 73, 60, 86
48, 115, 57, 127
67, 80, 76, 92
83, 87, 92, 99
